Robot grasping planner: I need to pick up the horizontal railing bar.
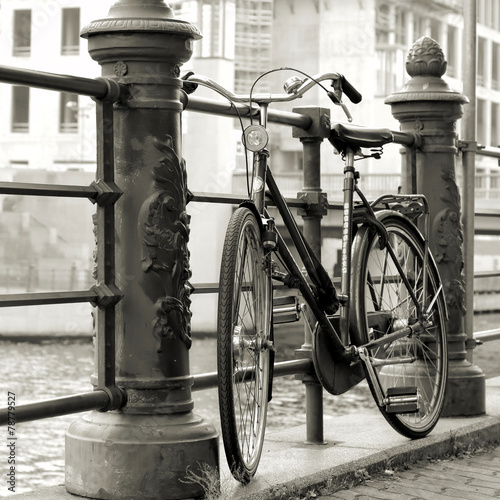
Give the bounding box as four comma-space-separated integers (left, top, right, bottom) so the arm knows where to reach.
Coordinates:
192, 358, 313, 391
475, 270, 500, 278
0, 290, 98, 307
392, 131, 416, 147
0, 64, 109, 99
190, 192, 247, 205
475, 209, 500, 216
474, 328, 500, 342
192, 283, 219, 294
477, 146, 500, 158
185, 95, 313, 129
185, 95, 415, 145
190, 190, 309, 208
0, 181, 97, 199
0, 391, 109, 425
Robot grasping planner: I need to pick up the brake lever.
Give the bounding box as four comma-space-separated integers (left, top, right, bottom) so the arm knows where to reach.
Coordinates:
327, 90, 353, 122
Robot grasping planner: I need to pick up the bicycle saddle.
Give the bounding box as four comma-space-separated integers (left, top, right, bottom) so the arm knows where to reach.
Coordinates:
329, 123, 394, 153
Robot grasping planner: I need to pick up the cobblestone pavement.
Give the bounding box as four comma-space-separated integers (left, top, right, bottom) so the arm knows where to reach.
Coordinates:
318, 444, 500, 499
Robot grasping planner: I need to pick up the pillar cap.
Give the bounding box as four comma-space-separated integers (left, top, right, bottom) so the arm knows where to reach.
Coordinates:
81, 0, 202, 40
385, 36, 468, 104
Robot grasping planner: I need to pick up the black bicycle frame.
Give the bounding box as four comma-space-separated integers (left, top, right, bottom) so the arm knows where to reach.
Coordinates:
255, 159, 351, 364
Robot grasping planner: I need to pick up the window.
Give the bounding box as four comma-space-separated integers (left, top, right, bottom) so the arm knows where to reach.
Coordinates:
11, 86, 30, 133
447, 26, 458, 78
491, 103, 499, 147
61, 8, 80, 55
493, 43, 500, 90
430, 19, 441, 44
475, 169, 486, 191
477, 99, 487, 146
395, 8, 406, 46
60, 94, 79, 133
376, 3, 392, 44
13, 10, 31, 56
478, 37, 487, 87
376, 48, 405, 96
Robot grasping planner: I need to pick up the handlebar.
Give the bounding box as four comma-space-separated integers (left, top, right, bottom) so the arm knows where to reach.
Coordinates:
182, 71, 362, 120
340, 75, 362, 104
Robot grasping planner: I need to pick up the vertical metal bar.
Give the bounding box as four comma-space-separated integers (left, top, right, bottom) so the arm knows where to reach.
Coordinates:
94, 99, 117, 390
462, 0, 477, 359
300, 137, 325, 445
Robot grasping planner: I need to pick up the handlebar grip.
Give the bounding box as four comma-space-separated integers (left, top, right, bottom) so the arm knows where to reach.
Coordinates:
340, 75, 362, 104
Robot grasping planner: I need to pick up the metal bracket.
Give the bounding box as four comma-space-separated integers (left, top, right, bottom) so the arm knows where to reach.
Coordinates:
91, 282, 124, 308
457, 139, 481, 153
297, 190, 328, 217
292, 106, 331, 139
90, 179, 123, 206
466, 337, 482, 349
97, 386, 127, 412
94, 76, 128, 103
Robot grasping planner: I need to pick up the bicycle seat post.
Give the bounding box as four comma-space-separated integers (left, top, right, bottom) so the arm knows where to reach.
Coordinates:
339, 148, 357, 345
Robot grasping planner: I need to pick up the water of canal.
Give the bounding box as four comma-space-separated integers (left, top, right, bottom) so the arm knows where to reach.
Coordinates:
2, 314, 499, 496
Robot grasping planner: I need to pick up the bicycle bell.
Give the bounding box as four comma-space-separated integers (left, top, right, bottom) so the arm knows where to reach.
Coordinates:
243, 124, 269, 152
283, 76, 304, 94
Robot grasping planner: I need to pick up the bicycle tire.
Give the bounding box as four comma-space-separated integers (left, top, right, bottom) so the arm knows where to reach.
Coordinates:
350, 212, 448, 439
217, 207, 272, 483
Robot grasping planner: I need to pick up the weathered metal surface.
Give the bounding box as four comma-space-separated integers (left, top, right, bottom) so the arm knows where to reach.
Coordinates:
0, 391, 110, 424
292, 109, 328, 445
65, 2, 218, 499
386, 36, 485, 417
0, 64, 125, 100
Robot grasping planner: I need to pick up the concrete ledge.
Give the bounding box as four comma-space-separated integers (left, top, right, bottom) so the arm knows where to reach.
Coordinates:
12, 378, 500, 500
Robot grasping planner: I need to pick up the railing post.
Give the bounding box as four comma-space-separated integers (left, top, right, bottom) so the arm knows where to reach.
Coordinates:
292, 106, 330, 444
386, 37, 485, 416
65, 2, 219, 499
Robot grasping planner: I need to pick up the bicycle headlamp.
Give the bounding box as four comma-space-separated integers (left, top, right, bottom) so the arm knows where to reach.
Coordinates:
243, 125, 269, 152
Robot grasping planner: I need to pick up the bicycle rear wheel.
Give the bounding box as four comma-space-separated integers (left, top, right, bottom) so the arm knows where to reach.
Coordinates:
350, 212, 447, 439
217, 207, 272, 483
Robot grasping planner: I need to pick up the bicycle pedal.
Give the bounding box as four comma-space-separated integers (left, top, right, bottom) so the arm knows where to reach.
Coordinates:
272, 295, 301, 324
385, 386, 419, 414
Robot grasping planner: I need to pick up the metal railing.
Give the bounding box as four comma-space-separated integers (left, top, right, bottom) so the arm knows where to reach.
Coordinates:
1, 60, 500, 443
0, 63, 125, 423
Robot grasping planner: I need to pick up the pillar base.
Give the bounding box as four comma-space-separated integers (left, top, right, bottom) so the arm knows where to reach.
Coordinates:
441, 360, 486, 417
65, 410, 219, 500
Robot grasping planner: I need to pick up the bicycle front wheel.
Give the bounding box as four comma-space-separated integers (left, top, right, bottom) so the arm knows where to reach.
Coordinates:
217, 207, 272, 483
350, 212, 448, 439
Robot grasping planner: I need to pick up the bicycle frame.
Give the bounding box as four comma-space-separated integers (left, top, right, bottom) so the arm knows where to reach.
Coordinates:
248, 102, 357, 365
183, 70, 445, 397
250, 119, 442, 396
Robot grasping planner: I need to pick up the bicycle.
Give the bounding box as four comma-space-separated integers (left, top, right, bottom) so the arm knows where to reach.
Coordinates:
183, 69, 448, 484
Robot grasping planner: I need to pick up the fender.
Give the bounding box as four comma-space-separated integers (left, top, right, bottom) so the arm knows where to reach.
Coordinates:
238, 200, 264, 232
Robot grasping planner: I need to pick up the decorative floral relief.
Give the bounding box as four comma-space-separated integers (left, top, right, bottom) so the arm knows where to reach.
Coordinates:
138, 135, 193, 351
432, 206, 466, 321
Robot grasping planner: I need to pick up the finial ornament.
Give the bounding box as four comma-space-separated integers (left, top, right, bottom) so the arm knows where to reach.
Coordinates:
406, 36, 447, 77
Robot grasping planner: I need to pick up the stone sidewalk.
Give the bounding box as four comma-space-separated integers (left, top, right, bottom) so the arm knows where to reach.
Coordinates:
318, 445, 500, 499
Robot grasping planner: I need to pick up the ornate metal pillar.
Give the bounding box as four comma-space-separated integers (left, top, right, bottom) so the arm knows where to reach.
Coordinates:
386, 37, 485, 416
65, 2, 219, 499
